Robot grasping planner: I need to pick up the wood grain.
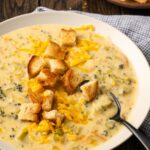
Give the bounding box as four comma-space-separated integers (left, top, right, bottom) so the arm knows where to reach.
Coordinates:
39, 0, 122, 14
85, 0, 122, 14
39, 0, 82, 10
0, 0, 3, 21
1, 0, 38, 21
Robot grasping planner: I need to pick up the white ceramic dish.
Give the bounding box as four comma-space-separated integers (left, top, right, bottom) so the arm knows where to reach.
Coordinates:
0, 11, 150, 150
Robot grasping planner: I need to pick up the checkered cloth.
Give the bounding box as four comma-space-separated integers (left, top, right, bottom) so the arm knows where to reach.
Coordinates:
35, 7, 150, 137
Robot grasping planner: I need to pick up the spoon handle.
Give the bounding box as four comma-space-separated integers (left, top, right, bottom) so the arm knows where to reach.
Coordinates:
120, 119, 150, 150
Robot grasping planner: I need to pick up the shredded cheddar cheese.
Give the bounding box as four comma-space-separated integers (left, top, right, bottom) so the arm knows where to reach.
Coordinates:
28, 121, 54, 144
0, 128, 3, 133
19, 36, 49, 56
56, 118, 62, 128
65, 39, 99, 67
65, 48, 91, 67
77, 64, 90, 73
55, 90, 88, 124
28, 79, 43, 93
67, 134, 77, 141
36, 120, 55, 133
62, 124, 72, 133
77, 39, 100, 51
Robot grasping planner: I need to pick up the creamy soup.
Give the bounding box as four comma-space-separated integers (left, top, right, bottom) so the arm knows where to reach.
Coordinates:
0, 24, 137, 150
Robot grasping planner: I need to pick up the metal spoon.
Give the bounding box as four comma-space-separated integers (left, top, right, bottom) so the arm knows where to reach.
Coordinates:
109, 92, 150, 150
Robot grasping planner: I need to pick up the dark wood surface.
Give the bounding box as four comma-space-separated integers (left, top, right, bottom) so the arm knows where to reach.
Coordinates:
0, 0, 148, 150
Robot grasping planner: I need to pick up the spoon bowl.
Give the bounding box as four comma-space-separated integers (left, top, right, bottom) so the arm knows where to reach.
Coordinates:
109, 92, 150, 150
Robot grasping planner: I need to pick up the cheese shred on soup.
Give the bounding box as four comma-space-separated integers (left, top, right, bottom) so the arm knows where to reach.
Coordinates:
0, 24, 137, 150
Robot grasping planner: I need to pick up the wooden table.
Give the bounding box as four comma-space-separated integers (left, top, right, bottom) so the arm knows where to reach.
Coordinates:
0, 0, 148, 150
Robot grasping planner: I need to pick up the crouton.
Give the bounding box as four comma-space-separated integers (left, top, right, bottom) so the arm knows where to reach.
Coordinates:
20, 103, 41, 114
43, 41, 65, 60
42, 110, 57, 120
42, 110, 64, 121
18, 103, 41, 122
46, 58, 67, 74
60, 29, 76, 46
18, 112, 38, 122
42, 90, 54, 111
28, 56, 44, 78
63, 69, 83, 94
80, 80, 98, 101
28, 79, 44, 93
36, 68, 59, 87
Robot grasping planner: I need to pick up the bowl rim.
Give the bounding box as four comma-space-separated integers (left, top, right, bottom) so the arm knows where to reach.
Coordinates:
0, 11, 150, 150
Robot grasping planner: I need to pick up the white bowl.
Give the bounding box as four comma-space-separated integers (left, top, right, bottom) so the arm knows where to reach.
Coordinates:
0, 11, 150, 150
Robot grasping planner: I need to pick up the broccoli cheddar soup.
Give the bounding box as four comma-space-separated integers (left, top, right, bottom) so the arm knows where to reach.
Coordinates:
0, 24, 137, 150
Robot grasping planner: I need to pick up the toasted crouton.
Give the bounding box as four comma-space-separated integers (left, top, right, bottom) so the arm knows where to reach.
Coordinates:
60, 29, 76, 46
43, 41, 65, 60
63, 69, 83, 94
46, 58, 67, 74
80, 80, 98, 101
18, 112, 38, 122
28, 56, 44, 78
42, 110, 57, 120
42, 110, 64, 121
20, 103, 41, 114
18, 103, 41, 122
28, 78, 44, 93
36, 68, 59, 87
42, 90, 54, 111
